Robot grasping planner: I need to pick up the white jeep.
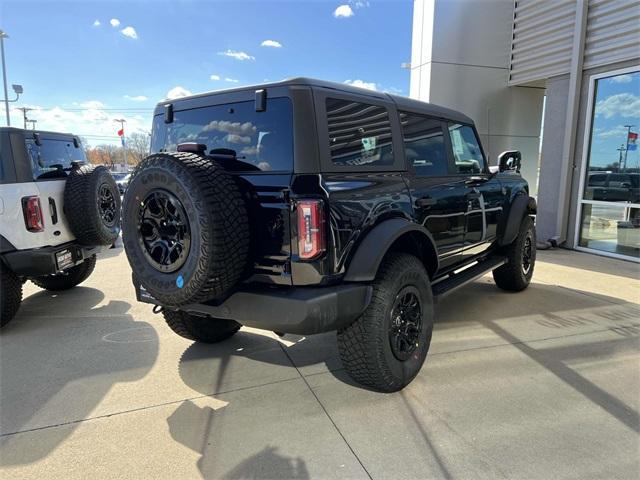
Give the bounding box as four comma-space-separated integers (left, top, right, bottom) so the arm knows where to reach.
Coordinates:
0, 128, 121, 327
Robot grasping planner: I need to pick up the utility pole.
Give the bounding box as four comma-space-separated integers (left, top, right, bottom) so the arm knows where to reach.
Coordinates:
623, 124, 635, 171
114, 118, 127, 169
617, 144, 626, 172
1, 30, 10, 126
27, 119, 36, 130
17, 107, 33, 130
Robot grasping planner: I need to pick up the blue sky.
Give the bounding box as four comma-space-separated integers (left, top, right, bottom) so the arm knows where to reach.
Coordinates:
590, 72, 640, 171
2, 0, 412, 144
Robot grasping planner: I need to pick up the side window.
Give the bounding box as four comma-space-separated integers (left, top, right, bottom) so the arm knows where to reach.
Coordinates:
326, 98, 394, 167
448, 123, 486, 174
399, 112, 448, 176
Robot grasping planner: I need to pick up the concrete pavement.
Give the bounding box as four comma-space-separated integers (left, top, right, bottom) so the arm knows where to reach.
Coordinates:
1, 247, 638, 479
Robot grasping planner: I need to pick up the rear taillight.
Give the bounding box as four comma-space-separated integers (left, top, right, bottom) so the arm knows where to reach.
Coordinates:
22, 196, 44, 232
297, 199, 326, 260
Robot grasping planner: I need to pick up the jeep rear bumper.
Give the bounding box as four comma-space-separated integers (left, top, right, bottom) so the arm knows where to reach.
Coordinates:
136, 282, 373, 335
2, 242, 103, 277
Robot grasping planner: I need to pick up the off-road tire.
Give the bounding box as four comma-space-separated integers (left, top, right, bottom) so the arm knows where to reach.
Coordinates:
337, 253, 434, 392
30, 255, 97, 291
163, 310, 241, 343
493, 216, 536, 292
122, 152, 249, 306
1, 263, 22, 327
64, 164, 121, 246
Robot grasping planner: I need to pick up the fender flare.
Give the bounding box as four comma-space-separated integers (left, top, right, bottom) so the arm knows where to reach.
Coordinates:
344, 218, 438, 282
499, 195, 536, 246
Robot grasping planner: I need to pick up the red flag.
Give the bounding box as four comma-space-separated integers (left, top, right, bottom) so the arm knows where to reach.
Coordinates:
117, 128, 124, 137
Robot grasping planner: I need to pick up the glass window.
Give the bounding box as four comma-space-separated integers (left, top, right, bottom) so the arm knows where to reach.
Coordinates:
582, 71, 640, 205
25, 138, 86, 180
326, 98, 394, 168
448, 123, 485, 174
399, 112, 448, 176
151, 97, 293, 172
579, 204, 639, 258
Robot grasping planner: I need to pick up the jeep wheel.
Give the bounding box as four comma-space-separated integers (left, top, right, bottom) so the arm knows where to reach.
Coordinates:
30, 255, 97, 291
493, 216, 536, 292
337, 253, 434, 392
122, 152, 249, 306
164, 310, 241, 343
1, 263, 23, 327
64, 165, 121, 246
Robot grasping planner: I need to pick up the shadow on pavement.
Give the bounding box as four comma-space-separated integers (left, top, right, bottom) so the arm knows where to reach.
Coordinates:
0, 287, 159, 465
537, 249, 640, 280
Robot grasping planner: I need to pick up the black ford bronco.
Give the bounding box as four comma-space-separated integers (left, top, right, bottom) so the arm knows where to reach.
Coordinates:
122, 78, 536, 392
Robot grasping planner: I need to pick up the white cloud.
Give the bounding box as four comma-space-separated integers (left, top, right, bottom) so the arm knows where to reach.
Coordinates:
334, 5, 354, 18
124, 95, 148, 102
80, 100, 105, 109
210, 74, 221, 80
261, 40, 282, 48
597, 125, 633, 140
608, 74, 633, 84
120, 26, 138, 39
110, 18, 120, 27
344, 79, 377, 91
93, 19, 101, 27
596, 93, 640, 119
166, 86, 192, 100
225, 77, 239, 83
351, 0, 370, 8
218, 49, 255, 61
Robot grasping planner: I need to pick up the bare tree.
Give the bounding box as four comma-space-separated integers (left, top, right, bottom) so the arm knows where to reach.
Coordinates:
127, 132, 151, 166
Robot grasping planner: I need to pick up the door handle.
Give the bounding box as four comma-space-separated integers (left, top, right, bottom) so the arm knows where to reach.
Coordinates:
416, 197, 437, 208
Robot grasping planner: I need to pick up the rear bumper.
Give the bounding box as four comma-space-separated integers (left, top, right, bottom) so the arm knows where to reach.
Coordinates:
136, 282, 372, 335
2, 242, 103, 276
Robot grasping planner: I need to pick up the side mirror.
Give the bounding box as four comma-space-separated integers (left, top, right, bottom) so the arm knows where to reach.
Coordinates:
498, 150, 521, 173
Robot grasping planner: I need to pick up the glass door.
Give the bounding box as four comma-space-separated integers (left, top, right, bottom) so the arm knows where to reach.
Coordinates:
577, 69, 640, 261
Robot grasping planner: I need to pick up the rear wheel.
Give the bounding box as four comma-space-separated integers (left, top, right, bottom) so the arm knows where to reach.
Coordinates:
163, 310, 241, 343
30, 255, 97, 291
493, 216, 536, 292
337, 253, 434, 392
1, 264, 22, 327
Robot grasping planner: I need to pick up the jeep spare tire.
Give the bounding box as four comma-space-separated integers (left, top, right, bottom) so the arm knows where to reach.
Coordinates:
64, 164, 121, 246
122, 152, 249, 307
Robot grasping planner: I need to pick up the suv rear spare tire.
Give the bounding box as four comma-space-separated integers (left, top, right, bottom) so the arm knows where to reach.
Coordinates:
122, 152, 249, 306
64, 164, 121, 246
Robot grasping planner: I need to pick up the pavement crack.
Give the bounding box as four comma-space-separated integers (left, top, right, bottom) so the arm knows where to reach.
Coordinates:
277, 343, 373, 480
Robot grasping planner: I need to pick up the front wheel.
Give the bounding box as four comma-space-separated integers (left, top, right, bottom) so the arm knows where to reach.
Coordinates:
493, 216, 536, 292
30, 255, 97, 291
337, 253, 434, 392
163, 310, 241, 343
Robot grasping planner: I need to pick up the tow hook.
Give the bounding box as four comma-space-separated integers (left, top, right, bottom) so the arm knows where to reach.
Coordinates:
152, 305, 164, 314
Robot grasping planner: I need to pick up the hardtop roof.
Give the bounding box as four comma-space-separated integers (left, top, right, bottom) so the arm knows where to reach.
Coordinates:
155, 77, 474, 124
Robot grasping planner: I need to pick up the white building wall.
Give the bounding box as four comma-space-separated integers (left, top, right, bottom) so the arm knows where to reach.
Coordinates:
409, 0, 545, 194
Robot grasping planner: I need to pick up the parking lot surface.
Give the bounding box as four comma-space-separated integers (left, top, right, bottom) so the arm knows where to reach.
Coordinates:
1, 247, 639, 479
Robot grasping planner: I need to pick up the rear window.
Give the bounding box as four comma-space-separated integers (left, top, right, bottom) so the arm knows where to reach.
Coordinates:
326, 98, 394, 168
151, 97, 293, 172
25, 138, 86, 180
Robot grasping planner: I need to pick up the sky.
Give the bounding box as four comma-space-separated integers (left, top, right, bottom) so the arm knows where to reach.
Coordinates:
589, 71, 640, 171
1, 0, 413, 145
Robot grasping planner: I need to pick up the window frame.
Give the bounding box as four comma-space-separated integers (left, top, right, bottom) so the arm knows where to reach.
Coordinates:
314, 88, 405, 173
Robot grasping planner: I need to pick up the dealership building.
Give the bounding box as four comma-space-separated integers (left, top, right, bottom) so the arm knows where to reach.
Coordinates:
409, 0, 640, 261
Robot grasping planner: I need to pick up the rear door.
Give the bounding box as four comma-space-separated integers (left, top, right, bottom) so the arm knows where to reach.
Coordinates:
399, 112, 466, 269
25, 135, 86, 246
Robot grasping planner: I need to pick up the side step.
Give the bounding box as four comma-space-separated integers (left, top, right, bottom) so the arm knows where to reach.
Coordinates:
432, 256, 506, 301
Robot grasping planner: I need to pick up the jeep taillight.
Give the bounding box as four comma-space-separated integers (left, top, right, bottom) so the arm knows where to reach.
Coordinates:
22, 196, 44, 232
297, 199, 325, 260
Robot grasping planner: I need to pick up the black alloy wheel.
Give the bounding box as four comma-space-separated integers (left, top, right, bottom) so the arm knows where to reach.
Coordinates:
138, 189, 191, 273
388, 286, 423, 362
98, 183, 118, 227
522, 234, 533, 275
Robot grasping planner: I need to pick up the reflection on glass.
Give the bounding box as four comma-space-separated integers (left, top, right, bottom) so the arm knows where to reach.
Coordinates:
579, 204, 639, 258
399, 112, 448, 176
448, 124, 485, 174
583, 71, 640, 204
326, 98, 394, 167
